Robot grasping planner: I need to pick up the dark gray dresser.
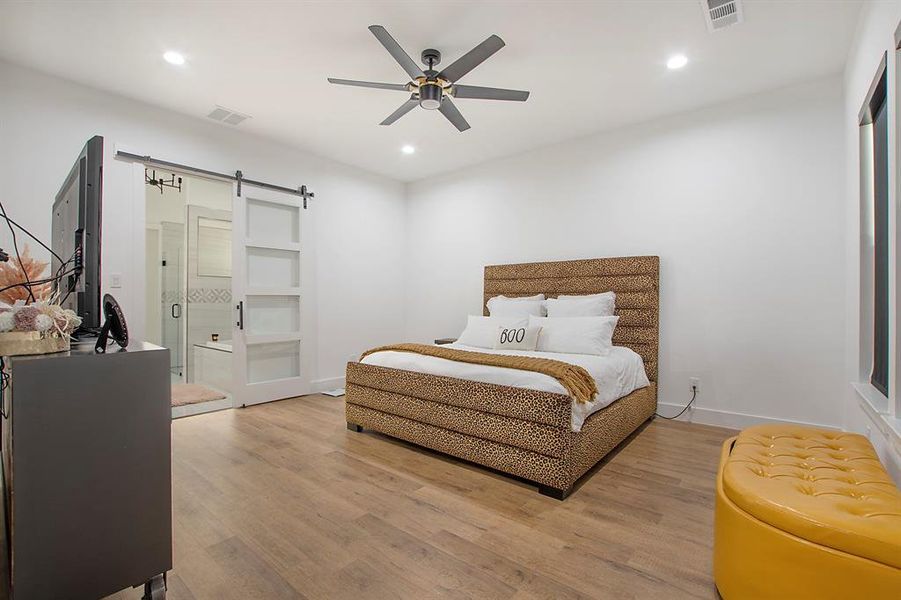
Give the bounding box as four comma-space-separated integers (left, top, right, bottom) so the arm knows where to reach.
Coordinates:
1, 341, 171, 599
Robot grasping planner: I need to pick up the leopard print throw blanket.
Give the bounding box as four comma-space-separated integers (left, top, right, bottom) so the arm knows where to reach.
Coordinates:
360, 343, 598, 404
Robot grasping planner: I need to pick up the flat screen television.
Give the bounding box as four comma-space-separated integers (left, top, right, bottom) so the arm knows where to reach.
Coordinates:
52, 136, 103, 331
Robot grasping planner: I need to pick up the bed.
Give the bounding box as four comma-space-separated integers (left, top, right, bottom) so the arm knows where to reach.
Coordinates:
344, 256, 659, 499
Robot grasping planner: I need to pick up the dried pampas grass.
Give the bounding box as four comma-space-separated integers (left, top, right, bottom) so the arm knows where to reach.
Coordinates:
0, 244, 51, 305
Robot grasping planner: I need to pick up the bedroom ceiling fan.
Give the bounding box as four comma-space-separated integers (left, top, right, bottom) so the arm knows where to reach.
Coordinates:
328, 25, 530, 132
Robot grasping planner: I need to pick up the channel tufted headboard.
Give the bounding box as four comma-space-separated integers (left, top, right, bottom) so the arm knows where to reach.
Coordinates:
483, 256, 659, 381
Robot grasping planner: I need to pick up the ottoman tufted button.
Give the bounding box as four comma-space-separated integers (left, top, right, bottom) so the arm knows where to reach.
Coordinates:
796, 483, 816, 495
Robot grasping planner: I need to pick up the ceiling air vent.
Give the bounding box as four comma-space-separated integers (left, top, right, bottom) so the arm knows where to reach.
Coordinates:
206, 105, 251, 126
701, 0, 743, 32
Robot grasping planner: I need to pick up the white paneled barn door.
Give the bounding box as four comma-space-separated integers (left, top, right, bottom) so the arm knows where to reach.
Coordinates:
231, 184, 312, 407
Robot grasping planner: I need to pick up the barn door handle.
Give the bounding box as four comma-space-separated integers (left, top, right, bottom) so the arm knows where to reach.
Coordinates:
236, 301, 244, 330
171, 303, 181, 319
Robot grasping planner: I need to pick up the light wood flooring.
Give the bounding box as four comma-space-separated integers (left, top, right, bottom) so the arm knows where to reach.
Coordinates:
108, 394, 734, 600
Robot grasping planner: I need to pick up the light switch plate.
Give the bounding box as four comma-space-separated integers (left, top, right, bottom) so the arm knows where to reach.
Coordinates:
110, 273, 122, 288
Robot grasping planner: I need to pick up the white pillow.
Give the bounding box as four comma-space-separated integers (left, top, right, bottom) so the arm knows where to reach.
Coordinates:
488, 299, 545, 319
493, 325, 542, 351
486, 294, 545, 314
545, 292, 615, 317
457, 315, 528, 349
559, 291, 616, 302
528, 315, 619, 356
558, 292, 615, 299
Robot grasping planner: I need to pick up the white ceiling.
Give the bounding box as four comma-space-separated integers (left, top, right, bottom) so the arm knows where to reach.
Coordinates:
0, 1, 862, 182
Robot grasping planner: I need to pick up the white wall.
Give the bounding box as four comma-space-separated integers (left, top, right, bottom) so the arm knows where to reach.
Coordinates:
145, 181, 186, 226
405, 77, 846, 430
0, 60, 406, 388
842, 0, 901, 482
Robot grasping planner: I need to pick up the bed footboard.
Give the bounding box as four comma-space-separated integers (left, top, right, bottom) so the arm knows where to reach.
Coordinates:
345, 361, 656, 497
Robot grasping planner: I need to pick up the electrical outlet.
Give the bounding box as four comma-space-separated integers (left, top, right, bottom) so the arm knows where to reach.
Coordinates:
110, 273, 122, 288
690, 377, 700, 393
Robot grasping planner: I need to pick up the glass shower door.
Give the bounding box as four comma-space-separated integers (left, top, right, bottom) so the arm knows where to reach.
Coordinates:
160, 221, 185, 380
185, 205, 233, 391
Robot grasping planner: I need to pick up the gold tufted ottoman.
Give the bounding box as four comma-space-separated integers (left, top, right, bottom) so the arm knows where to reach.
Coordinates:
714, 424, 901, 599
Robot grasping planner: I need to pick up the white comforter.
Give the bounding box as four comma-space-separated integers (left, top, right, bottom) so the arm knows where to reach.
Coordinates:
361, 343, 650, 432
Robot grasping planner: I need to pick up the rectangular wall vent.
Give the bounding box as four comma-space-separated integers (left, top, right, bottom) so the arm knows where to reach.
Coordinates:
701, 0, 743, 32
207, 105, 252, 126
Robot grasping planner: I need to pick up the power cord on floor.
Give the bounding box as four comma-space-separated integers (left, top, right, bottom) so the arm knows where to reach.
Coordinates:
656, 385, 698, 420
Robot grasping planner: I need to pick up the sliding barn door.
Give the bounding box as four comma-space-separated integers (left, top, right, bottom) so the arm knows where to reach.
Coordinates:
231, 184, 312, 406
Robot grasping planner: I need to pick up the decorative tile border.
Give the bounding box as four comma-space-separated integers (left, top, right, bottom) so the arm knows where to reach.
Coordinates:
162, 288, 232, 304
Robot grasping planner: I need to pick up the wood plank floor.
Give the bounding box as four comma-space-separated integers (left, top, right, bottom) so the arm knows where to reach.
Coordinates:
108, 395, 734, 600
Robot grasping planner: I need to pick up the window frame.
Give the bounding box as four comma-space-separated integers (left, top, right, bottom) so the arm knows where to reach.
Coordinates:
858, 52, 897, 419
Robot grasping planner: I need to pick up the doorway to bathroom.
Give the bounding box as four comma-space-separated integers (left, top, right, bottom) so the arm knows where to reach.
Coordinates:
144, 171, 234, 418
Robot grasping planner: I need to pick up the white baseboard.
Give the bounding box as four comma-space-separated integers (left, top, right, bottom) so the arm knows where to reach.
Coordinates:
312, 376, 346, 393
656, 402, 839, 431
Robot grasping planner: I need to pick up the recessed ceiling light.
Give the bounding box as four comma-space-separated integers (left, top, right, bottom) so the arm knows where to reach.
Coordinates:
401, 145, 415, 155
666, 54, 688, 70
163, 51, 186, 66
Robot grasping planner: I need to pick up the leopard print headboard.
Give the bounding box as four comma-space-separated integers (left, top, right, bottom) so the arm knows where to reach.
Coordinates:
483, 256, 659, 381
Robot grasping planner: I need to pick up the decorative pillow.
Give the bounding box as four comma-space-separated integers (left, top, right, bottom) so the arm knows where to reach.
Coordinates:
457, 315, 528, 349
488, 299, 545, 319
546, 292, 615, 317
528, 315, 619, 356
493, 325, 542, 351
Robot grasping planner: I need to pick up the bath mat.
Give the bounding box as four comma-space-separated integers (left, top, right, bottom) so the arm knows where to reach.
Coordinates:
172, 383, 227, 407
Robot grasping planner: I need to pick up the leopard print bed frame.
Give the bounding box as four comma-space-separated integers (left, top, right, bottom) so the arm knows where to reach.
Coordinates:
345, 256, 659, 499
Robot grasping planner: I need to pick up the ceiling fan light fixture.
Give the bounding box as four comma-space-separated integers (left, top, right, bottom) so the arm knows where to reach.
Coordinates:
418, 83, 442, 110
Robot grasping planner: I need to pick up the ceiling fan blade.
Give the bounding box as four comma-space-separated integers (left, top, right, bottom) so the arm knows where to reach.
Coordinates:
368, 25, 425, 80
380, 95, 420, 126
328, 78, 410, 92
438, 97, 471, 132
451, 84, 529, 101
438, 34, 505, 83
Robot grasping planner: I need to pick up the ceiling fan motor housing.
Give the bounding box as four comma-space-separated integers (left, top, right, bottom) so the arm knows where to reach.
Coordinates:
419, 82, 442, 110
